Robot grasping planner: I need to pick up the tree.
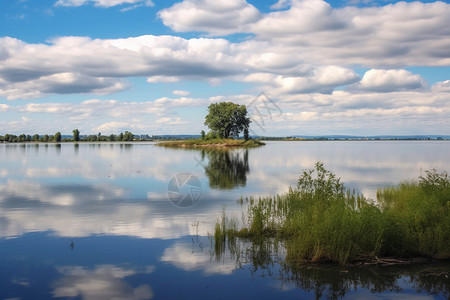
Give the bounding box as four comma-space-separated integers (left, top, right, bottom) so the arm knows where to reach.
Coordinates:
244, 128, 249, 141
123, 131, 134, 141
73, 129, 80, 142
201, 130, 206, 140
204, 102, 251, 139
18, 134, 26, 143
54, 132, 62, 142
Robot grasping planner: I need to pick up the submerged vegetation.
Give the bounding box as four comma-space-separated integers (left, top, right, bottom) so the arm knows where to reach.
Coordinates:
215, 162, 450, 265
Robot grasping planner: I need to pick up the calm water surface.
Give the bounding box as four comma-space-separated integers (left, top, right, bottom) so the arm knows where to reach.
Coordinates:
0, 141, 449, 299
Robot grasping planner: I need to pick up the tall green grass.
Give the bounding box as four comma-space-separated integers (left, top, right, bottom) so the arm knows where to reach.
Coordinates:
215, 162, 450, 265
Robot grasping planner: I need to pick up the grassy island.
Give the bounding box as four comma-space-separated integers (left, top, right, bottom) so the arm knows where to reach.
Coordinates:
156, 138, 265, 148
215, 162, 450, 266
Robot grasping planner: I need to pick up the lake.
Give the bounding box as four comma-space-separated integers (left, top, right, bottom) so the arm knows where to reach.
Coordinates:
0, 141, 449, 299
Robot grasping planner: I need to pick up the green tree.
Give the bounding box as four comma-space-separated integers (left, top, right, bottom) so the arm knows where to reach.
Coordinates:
243, 128, 249, 141
109, 134, 116, 141
18, 134, 26, 143
204, 102, 251, 139
123, 131, 134, 141
54, 132, 62, 142
73, 129, 80, 142
201, 130, 206, 140
32, 134, 40, 142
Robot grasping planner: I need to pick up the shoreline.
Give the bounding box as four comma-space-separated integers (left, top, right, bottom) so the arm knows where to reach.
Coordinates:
156, 138, 265, 148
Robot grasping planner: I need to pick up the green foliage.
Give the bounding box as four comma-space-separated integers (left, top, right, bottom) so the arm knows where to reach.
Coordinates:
73, 129, 80, 142
215, 163, 450, 265
123, 131, 134, 141
204, 102, 251, 139
54, 132, 62, 142
200, 130, 206, 140
377, 171, 450, 259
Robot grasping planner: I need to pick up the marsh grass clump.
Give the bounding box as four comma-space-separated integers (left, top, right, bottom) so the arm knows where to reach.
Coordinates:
377, 169, 450, 259
215, 162, 450, 265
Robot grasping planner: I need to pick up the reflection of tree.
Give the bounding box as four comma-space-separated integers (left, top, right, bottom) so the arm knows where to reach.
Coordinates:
201, 149, 249, 190
213, 239, 449, 299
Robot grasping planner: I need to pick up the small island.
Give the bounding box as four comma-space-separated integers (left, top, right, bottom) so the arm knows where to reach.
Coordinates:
157, 138, 264, 148
157, 101, 265, 148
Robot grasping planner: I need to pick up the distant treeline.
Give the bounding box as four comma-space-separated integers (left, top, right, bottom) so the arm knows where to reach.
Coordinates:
0, 130, 157, 143
259, 136, 448, 141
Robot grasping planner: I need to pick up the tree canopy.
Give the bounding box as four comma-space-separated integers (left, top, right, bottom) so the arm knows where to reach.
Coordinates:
73, 129, 80, 142
204, 102, 251, 139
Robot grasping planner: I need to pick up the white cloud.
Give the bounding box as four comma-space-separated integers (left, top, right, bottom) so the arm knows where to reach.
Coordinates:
172, 90, 190, 96
432, 80, 450, 93
245, 66, 360, 94
158, 0, 260, 36
95, 121, 131, 133
146, 76, 180, 83
0, 72, 130, 100
156, 117, 186, 125
270, 0, 293, 10
352, 69, 426, 93
55, 0, 153, 8
256, 0, 450, 67
0, 96, 210, 134
1, 0, 450, 135
0, 35, 244, 100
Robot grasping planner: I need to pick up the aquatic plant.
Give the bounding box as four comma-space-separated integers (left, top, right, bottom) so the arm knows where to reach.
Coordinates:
215, 162, 450, 265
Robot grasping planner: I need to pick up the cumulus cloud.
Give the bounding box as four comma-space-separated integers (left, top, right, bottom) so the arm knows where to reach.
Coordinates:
0, 35, 244, 100
172, 90, 190, 96
0, 96, 210, 134
55, 0, 153, 8
2, 0, 450, 101
245, 66, 360, 94
352, 69, 427, 93
270, 0, 293, 10
0, 104, 9, 111
158, 0, 260, 36
157, 0, 450, 66
251, 0, 450, 66
432, 80, 450, 93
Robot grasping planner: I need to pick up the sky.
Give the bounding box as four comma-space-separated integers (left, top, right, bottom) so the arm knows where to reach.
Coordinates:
0, 0, 449, 136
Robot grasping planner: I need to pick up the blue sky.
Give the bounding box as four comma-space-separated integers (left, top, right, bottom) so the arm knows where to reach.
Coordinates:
0, 0, 449, 136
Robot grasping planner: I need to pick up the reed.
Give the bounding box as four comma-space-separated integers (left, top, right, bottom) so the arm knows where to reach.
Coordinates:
215, 163, 449, 265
